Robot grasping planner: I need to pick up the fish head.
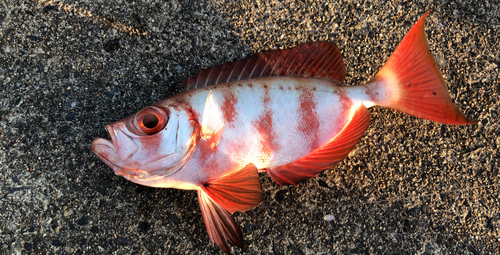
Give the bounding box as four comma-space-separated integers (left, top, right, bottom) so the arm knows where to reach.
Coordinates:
90, 103, 198, 186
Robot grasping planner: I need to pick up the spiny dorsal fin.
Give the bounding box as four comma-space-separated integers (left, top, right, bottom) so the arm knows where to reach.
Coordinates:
184, 42, 346, 91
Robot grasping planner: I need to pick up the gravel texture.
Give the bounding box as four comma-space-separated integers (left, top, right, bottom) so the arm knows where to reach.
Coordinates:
1, 0, 499, 254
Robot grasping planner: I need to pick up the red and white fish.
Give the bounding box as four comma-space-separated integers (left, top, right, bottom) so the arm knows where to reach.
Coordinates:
91, 11, 476, 254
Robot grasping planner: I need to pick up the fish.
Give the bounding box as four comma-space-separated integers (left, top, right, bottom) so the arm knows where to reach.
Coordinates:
90, 10, 476, 254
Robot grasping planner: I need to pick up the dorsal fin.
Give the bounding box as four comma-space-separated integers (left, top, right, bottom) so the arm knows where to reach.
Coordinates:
183, 42, 346, 91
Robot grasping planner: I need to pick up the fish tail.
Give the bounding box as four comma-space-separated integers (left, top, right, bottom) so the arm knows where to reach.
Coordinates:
367, 10, 476, 125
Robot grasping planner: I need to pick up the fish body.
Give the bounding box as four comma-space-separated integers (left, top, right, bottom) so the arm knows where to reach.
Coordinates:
134, 77, 380, 188
91, 11, 476, 254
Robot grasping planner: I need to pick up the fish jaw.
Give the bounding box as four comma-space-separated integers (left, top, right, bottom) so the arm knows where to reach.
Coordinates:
90, 124, 145, 178
90, 135, 122, 175
91, 133, 197, 190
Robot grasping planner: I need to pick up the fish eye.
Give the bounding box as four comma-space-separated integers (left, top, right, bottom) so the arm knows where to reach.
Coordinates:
134, 107, 169, 135
143, 113, 159, 129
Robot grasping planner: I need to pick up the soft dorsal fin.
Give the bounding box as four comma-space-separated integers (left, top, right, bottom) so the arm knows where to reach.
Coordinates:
267, 104, 370, 186
184, 42, 346, 91
198, 163, 262, 253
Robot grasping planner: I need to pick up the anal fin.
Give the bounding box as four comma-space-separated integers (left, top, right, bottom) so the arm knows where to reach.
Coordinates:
198, 163, 263, 253
267, 104, 371, 186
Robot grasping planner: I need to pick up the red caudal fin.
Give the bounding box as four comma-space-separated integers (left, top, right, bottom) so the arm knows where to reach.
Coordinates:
371, 10, 477, 125
267, 104, 370, 186
198, 163, 262, 253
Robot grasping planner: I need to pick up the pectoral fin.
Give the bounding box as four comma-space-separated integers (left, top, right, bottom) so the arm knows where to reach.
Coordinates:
201, 163, 263, 213
198, 163, 263, 253
201, 91, 225, 148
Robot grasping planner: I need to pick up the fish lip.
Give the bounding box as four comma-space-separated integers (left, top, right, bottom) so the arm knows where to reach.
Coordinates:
90, 125, 117, 154
90, 137, 115, 154
90, 138, 118, 173
90, 125, 121, 174
90, 125, 145, 178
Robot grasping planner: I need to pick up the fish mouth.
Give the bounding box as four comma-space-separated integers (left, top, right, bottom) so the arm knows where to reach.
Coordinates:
90, 125, 121, 174
90, 125, 178, 180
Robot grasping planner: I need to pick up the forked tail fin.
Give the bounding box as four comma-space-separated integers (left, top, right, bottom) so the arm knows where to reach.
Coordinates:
370, 10, 477, 125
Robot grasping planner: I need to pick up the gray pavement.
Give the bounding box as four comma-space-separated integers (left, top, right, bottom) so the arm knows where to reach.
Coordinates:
1, 0, 499, 254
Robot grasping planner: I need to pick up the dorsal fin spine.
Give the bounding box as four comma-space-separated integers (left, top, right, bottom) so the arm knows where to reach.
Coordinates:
331, 54, 344, 78
236, 60, 247, 80
298, 46, 314, 76
196, 73, 201, 88
289, 47, 303, 75
282, 47, 299, 75
214, 66, 223, 85
200, 71, 205, 88
298, 44, 320, 75
248, 59, 259, 78
226, 64, 235, 83
329, 55, 342, 78
279, 49, 294, 76
228, 64, 235, 83
194, 73, 200, 89
309, 44, 328, 75
238, 59, 249, 80
258, 57, 270, 77
205, 69, 213, 87
210, 68, 217, 86
245, 57, 257, 79
269, 51, 280, 75
318, 51, 337, 78
309, 46, 329, 77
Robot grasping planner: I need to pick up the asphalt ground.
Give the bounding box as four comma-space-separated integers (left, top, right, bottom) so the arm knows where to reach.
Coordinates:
1, 0, 499, 254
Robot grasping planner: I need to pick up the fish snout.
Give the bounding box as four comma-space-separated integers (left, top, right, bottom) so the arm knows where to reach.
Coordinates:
90, 136, 119, 173
90, 125, 117, 157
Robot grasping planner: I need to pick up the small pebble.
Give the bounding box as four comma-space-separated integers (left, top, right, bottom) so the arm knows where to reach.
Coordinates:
324, 215, 335, 222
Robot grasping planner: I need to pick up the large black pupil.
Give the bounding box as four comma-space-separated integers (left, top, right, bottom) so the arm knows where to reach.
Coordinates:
143, 113, 159, 129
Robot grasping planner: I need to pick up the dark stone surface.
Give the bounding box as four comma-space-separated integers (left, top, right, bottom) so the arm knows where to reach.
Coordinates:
0, 0, 499, 254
